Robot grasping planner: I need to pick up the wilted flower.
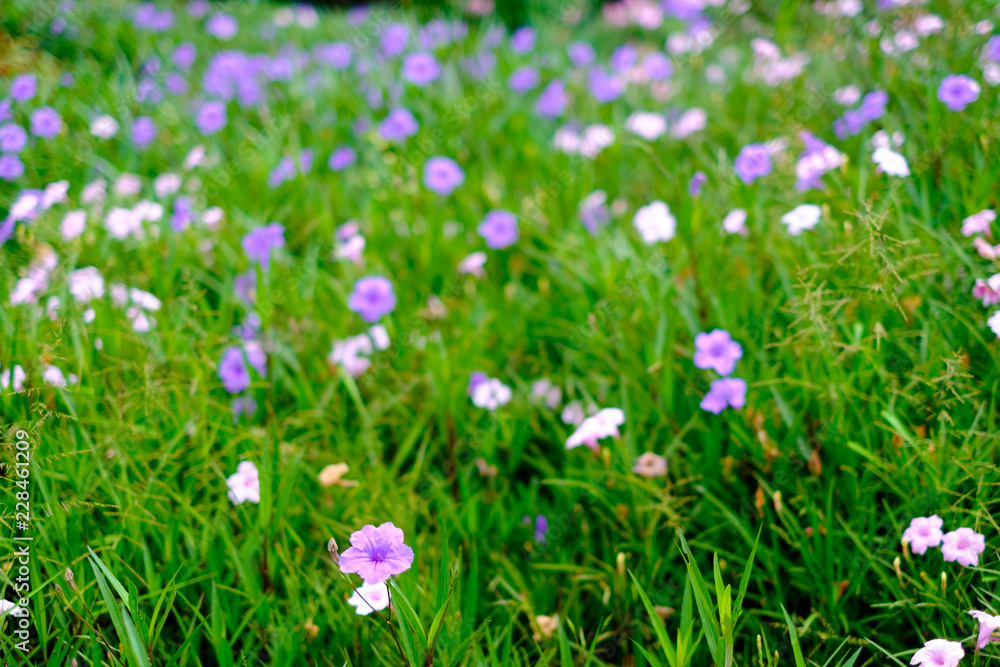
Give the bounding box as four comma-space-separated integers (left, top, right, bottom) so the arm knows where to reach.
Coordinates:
909, 639, 964, 667
902, 515, 944, 555
633, 452, 668, 477
338, 522, 414, 585
226, 461, 260, 504
318, 462, 358, 487
941, 527, 986, 567
347, 583, 390, 615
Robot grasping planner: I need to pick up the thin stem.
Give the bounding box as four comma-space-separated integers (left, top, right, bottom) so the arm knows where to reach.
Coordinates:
385, 587, 412, 667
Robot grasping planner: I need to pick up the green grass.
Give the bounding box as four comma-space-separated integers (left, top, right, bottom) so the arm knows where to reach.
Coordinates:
1, 0, 999, 664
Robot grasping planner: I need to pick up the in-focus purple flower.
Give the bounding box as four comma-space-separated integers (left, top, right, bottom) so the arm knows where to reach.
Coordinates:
338, 522, 414, 585
535, 79, 568, 118
700, 378, 747, 414
567, 41, 595, 67
478, 210, 519, 249
131, 116, 156, 147
734, 144, 772, 184
218, 343, 267, 394
381, 23, 410, 57
968, 610, 1000, 650
0, 154, 24, 181
689, 171, 707, 196
694, 329, 742, 376
937, 74, 981, 111
29, 107, 61, 139
902, 515, 944, 555
910, 640, 964, 667
0, 124, 27, 153
941, 527, 986, 567
206, 12, 238, 39
610, 44, 638, 72
508, 67, 540, 93
328, 145, 356, 171
423, 156, 464, 196
348, 276, 397, 322
510, 26, 536, 53
9, 74, 37, 102
643, 52, 673, 80
196, 101, 227, 135
378, 108, 419, 142
588, 68, 624, 103
242, 223, 285, 269
402, 52, 441, 86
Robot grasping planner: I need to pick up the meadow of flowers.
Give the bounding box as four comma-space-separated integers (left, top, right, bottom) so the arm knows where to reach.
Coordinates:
1, 0, 1000, 664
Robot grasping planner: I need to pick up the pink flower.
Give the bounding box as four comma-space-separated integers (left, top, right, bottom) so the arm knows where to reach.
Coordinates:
968, 610, 1000, 650
226, 461, 260, 505
566, 408, 624, 450
973, 276, 1000, 306
633, 452, 668, 477
963, 209, 996, 237
910, 639, 964, 667
338, 522, 414, 585
942, 527, 986, 567
902, 515, 944, 555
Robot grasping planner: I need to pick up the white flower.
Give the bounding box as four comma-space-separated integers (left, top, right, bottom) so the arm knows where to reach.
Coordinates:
183, 145, 206, 170
671, 108, 706, 138
368, 325, 390, 351
0, 600, 21, 616
873, 147, 910, 177
566, 407, 625, 450
68, 267, 105, 303
834, 85, 861, 106
329, 327, 389, 377
114, 174, 142, 197
633, 201, 677, 244
552, 126, 582, 154
203, 207, 224, 228
153, 173, 182, 197
134, 200, 164, 222
43, 365, 67, 387
334, 234, 365, 264
561, 401, 585, 425
90, 115, 119, 139
61, 210, 87, 240
42, 181, 69, 209
1, 365, 26, 392
625, 112, 668, 140
579, 124, 615, 158
472, 378, 512, 410
226, 461, 260, 505
913, 14, 944, 35
347, 583, 390, 615
129, 288, 162, 311
722, 208, 748, 235
989, 311, 1000, 338
781, 204, 822, 235
104, 207, 141, 239
81, 179, 106, 204
458, 251, 487, 277
10, 191, 41, 221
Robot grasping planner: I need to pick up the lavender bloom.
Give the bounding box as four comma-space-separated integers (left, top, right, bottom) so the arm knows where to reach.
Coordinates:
299, 149, 314, 173
381, 23, 409, 57
0, 98, 11, 122
165, 73, 189, 95
268, 157, 296, 188
689, 172, 707, 196
610, 45, 638, 72
937, 74, 981, 111
567, 41, 595, 67
419, 19, 451, 49
29, 107, 61, 139
643, 52, 673, 80
423, 156, 464, 196
378, 108, 419, 142
733, 144, 772, 184
510, 27, 536, 53
314, 42, 353, 69
328, 145, 356, 171
468, 371, 488, 397
338, 523, 414, 585
0, 154, 24, 181
462, 51, 497, 78
0, 124, 27, 153
588, 69, 624, 103
348, 276, 397, 322
694, 329, 743, 376
131, 117, 156, 147
508, 67, 539, 93
858, 90, 888, 121
700, 377, 747, 414
196, 101, 227, 135
534, 515, 548, 543
987, 35, 1000, 62
795, 131, 843, 190
206, 12, 238, 40
579, 190, 610, 234
402, 52, 441, 86
663, 0, 705, 21
535, 80, 568, 117
478, 210, 519, 249
10, 74, 37, 102
242, 223, 285, 269
218, 344, 267, 394
168, 196, 192, 232
134, 3, 174, 31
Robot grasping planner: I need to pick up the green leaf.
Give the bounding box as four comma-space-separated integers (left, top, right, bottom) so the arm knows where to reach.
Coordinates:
388, 580, 428, 647
780, 605, 807, 667
121, 604, 151, 667
676, 529, 720, 663
628, 570, 677, 666
557, 617, 573, 667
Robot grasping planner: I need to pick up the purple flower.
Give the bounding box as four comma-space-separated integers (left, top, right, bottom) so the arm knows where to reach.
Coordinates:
0, 98, 11, 122
733, 144, 772, 185
534, 515, 548, 543
423, 156, 464, 196
795, 131, 843, 191
402, 52, 441, 86
381, 23, 410, 58
535, 79, 568, 117
941, 527, 986, 567
567, 41, 595, 67
349, 276, 397, 322
579, 190, 610, 234
858, 90, 888, 122
29, 107, 61, 139
0, 124, 27, 153
134, 3, 174, 31
196, 101, 227, 135
937, 74, 981, 112
987, 35, 1000, 62
165, 73, 189, 95
131, 116, 156, 147
699, 377, 747, 414
314, 42, 353, 69
218, 343, 266, 394
172, 42, 197, 71
268, 156, 296, 188
171, 196, 193, 232
610, 45, 638, 72
694, 329, 743, 376
328, 145, 356, 171
902, 515, 943, 555
419, 19, 451, 49
242, 223, 285, 269
688, 171, 707, 197
338, 522, 414, 585
663, 0, 705, 21
478, 210, 519, 249
378, 108, 419, 142
510, 27, 536, 53
206, 12, 238, 40
643, 52, 673, 80
462, 51, 496, 79
588, 69, 624, 103
468, 371, 488, 397
9, 74, 37, 102
968, 611, 1000, 650
508, 67, 539, 93
0, 154, 24, 181
299, 149, 314, 173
